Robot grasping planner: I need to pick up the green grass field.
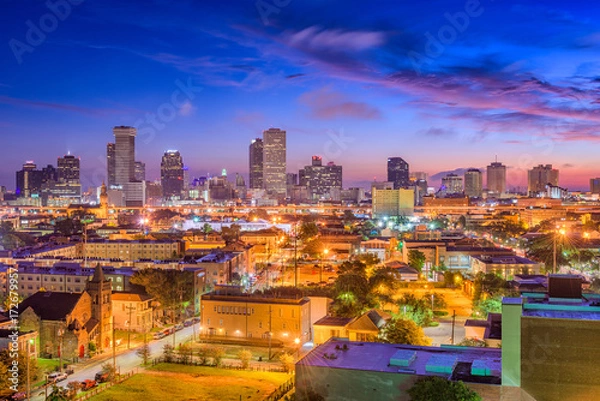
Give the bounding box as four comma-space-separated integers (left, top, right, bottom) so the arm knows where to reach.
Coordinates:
89, 363, 290, 401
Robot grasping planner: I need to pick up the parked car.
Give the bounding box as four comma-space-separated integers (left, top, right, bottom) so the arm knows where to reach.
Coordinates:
183, 319, 192, 327
192, 317, 200, 323
94, 371, 110, 383
48, 372, 68, 383
81, 379, 97, 391
153, 331, 165, 340
174, 323, 184, 331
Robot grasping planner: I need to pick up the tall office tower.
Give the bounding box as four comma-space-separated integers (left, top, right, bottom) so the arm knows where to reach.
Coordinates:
134, 161, 146, 182
249, 138, 263, 189
183, 166, 190, 194
262, 128, 286, 195
107, 143, 116, 187
487, 161, 506, 195
528, 164, 559, 196
441, 173, 463, 195
372, 188, 415, 218
16, 161, 43, 198
387, 157, 410, 189
464, 168, 483, 198
591, 178, 600, 194
161, 150, 184, 199
410, 171, 428, 181
55, 154, 82, 200
301, 156, 343, 201
113, 126, 136, 186
286, 173, 298, 186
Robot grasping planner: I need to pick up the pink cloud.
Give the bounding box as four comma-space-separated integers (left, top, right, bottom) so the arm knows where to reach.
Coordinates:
299, 87, 381, 120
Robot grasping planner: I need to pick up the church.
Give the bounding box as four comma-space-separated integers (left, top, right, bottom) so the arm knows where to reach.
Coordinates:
19, 265, 113, 360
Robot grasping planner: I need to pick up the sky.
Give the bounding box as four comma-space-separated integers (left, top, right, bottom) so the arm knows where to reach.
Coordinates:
1, 0, 600, 191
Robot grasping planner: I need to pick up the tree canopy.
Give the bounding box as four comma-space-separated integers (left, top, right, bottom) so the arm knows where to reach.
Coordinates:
408, 376, 481, 401
380, 318, 430, 346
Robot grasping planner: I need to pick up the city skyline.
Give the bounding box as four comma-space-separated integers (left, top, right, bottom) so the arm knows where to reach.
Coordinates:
1, 1, 600, 190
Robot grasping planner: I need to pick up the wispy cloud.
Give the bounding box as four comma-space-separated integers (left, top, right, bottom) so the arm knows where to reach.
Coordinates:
0, 95, 126, 116
299, 87, 382, 120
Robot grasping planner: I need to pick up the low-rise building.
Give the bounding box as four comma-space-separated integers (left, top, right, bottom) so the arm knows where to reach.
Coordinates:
84, 239, 183, 261
200, 292, 312, 345
112, 292, 154, 331
471, 255, 542, 279
313, 310, 391, 345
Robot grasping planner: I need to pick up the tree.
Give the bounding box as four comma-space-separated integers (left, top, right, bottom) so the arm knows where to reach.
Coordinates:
238, 349, 252, 369
221, 224, 241, 244
407, 376, 481, 401
302, 238, 325, 259
177, 343, 192, 364
457, 338, 487, 347
210, 347, 226, 367
408, 250, 426, 273
65, 381, 82, 400
0, 350, 38, 392
0, 233, 25, 251
201, 223, 213, 238
54, 218, 82, 236
279, 352, 295, 373
162, 344, 175, 363
526, 234, 570, 272
299, 221, 319, 241
380, 318, 430, 346
100, 362, 116, 382
136, 342, 151, 365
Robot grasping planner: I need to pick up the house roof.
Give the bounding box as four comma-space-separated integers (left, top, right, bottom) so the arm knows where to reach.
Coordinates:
85, 317, 99, 334
348, 309, 391, 332
314, 316, 354, 327
396, 266, 419, 275
112, 292, 153, 302
18, 292, 84, 321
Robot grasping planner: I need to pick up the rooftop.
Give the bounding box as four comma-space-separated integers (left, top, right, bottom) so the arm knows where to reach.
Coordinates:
298, 339, 501, 384
504, 293, 600, 321
201, 292, 310, 306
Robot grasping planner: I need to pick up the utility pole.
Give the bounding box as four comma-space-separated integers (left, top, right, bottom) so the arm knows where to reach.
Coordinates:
268, 305, 272, 360
451, 310, 456, 345
553, 232, 557, 274
294, 223, 298, 288
58, 324, 64, 373
125, 304, 136, 349
112, 316, 116, 380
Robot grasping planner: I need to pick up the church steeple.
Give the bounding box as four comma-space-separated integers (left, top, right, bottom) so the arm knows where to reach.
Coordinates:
91, 264, 105, 283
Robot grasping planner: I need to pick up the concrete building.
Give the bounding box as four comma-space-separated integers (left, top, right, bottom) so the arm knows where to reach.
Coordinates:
527, 164, 559, 196
470, 255, 542, 279
299, 156, 343, 201
487, 161, 506, 195
262, 128, 287, 196
112, 126, 142, 206
161, 150, 184, 199
372, 188, 414, 218
464, 169, 483, 198
296, 339, 507, 401
188, 250, 250, 287
441, 173, 463, 196
134, 161, 146, 182
590, 177, 600, 194
502, 276, 600, 401
84, 239, 183, 261
249, 138, 264, 190
112, 292, 154, 332
107, 143, 116, 187
200, 292, 312, 345
387, 157, 410, 189
16, 161, 43, 199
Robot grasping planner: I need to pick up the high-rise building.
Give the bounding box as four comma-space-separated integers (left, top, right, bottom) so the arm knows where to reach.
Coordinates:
113, 126, 136, 186
300, 156, 343, 201
57, 155, 80, 184
387, 157, 410, 189
16, 161, 43, 198
249, 138, 263, 189
464, 168, 483, 198
591, 178, 600, 195
528, 164, 559, 196
161, 150, 184, 199
372, 188, 415, 218
487, 161, 506, 195
49, 154, 82, 203
262, 128, 286, 195
134, 161, 145, 182
107, 143, 116, 187
441, 173, 463, 196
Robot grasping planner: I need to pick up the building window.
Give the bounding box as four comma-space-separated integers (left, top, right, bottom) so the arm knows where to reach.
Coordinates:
219, 319, 223, 326
259, 322, 262, 329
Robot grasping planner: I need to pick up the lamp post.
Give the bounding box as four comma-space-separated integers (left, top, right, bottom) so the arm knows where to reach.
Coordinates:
431, 294, 434, 312
553, 227, 566, 274
294, 337, 301, 358
320, 249, 329, 284
57, 326, 64, 373
26, 338, 33, 401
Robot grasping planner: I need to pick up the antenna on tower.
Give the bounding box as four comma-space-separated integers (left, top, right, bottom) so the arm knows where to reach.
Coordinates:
495, 155, 498, 163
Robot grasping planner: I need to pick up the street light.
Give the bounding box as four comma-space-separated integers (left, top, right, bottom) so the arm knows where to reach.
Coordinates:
26, 338, 33, 401
320, 249, 329, 284
553, 227, 566, 274
294, 337, 301, 358
57, 326, 64, 373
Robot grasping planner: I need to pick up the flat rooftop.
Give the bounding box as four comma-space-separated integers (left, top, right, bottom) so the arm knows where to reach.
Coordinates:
505, 294, 600, 321
298, 339, 501, 384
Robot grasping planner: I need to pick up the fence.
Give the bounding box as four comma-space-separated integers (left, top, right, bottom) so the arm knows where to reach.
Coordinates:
151, 356, 287, 373
75, 369, 137, 400
263, 377, 295, 401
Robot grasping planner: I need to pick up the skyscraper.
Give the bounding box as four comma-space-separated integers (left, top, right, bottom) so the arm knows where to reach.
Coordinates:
464, 168, 483, 198
134, 161, 146, 182
161, 150, 184, 199
249, 138, 263, 189
107, 143, 116, 187
441, 173, 463, 196
487, 161, 506, 195
16, 161, 42, 198
262, 128, 286, 195
113, 126, 136, 186
300, 156, 343, 201
528, 164, 559, 196
54, 154, 81, 201
591, 178, 600, 195
387, 157, 410, 189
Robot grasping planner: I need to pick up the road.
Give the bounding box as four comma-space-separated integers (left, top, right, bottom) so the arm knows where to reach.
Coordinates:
31, 324, 199, 400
